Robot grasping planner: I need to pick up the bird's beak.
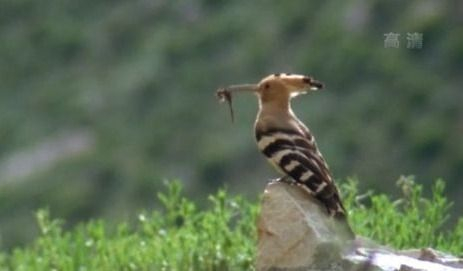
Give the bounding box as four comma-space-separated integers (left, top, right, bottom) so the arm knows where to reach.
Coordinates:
219, 84, 258, 93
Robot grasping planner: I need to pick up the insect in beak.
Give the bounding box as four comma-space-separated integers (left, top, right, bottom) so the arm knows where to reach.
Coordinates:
216, 84, 258, 123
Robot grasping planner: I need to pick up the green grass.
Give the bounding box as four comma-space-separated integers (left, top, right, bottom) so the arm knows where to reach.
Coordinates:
1, 177, 462, 270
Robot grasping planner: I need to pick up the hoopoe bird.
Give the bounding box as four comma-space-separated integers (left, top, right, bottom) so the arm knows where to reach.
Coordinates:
217, 73, 353, 233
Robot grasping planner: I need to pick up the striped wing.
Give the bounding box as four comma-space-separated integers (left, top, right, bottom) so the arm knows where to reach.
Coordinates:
255, 128, 347, 218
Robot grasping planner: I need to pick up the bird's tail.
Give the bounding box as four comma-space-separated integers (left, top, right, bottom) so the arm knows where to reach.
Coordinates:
321, 193, 355, 239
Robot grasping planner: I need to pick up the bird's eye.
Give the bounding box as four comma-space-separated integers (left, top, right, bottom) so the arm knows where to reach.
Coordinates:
264, 83, 270, 89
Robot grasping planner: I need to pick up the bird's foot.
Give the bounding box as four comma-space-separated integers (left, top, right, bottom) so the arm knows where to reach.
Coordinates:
275, 176, 297, 185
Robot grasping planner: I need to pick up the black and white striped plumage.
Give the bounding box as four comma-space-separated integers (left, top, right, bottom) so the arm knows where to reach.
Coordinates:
255, 123, 347, 220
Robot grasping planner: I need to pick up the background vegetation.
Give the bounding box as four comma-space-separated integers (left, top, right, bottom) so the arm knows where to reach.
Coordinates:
0, 0, 462, 252
1, 179, 462, 270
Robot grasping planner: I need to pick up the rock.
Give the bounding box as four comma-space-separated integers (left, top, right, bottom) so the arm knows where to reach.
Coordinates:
256, 181, 353, 271
256, 181, 463, 271
349, 246, 463, 271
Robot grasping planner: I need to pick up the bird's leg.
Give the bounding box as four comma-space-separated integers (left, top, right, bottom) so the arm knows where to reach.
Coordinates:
276, 175, 297, 185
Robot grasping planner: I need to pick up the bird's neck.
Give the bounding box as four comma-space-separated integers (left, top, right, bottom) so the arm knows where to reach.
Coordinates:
258, 98, 292, 115
256, 98, 300, 130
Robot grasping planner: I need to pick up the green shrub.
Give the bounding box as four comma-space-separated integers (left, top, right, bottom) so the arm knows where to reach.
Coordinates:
1, 180, 258, 271
343, 176, 463, 254
1, 177, 462, 270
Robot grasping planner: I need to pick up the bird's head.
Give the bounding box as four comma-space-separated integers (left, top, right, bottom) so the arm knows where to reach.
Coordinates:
257, 73, 324, 102
218, 73, 324, 104
217, 73, 324, 121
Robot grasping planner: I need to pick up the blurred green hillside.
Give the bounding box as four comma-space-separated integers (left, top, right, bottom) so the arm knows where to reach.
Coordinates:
0, 1, 462, 249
